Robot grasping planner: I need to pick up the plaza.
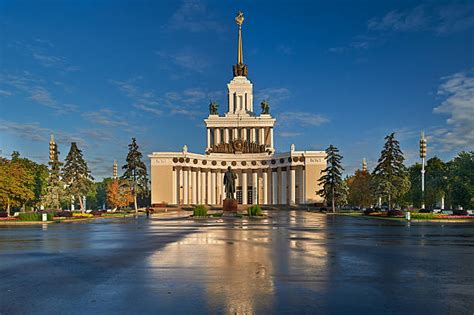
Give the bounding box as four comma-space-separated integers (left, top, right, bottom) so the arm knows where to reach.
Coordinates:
1, 212, 473, 314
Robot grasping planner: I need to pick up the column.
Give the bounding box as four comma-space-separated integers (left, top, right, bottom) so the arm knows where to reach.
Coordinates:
201, 171, 207, 204
172, 167, 177, 204
178, 167, 183, 204
207, 128, 211, 148
242, 171, 248, 204
270, 128, 274, 148
207, 171, 212, 205
263, 171, 268, 205
191, 169, 197, 204
224, 128, 230, 143
214, 128, 220, 145
217, 171, 222, 204
242, 128, 247, 141
233, 128, 238, 140
211, 171, 216, 204
183, 168, 189, 204
290, 167, 296, 205
272, 169, 278, 205
280, 168, 287, 205
197, 168, 201, 204
252, 171, 258, 205
259, 128, 265, 145
251, 128, 256, 142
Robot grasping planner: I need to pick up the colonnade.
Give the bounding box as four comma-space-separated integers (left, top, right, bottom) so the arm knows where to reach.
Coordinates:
206, 127, 274, 148
172, 165, 305, 205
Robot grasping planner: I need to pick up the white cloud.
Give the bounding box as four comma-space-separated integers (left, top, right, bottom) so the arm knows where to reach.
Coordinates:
0, 89, 12, 96
82, 109, 129, 127
432, 70, 474, 152
164, 0, 224, 33
14, 40, 79, 71
368, 6, 427, 32
156, 49, 209, 73
276, 44, 293, 55
133, 103, 163, 116
0, 73, 77, 114
0, 119, 85, 146
279, 112, 329, 126
368, 4, 474, 34
279, 131, 303, 138
255, 87, 290, 106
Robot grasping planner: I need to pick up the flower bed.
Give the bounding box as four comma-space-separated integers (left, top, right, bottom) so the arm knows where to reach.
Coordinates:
0, 217, 18, 221
72, 213, 94, 218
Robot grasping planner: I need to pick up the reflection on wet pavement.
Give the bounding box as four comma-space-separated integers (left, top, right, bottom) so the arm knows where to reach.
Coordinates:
1, 211, 473, 314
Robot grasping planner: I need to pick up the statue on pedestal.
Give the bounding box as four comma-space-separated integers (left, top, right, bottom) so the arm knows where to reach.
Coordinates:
209, 100, 219, 115
261, 100, 270, 114
223, 166, 237, 199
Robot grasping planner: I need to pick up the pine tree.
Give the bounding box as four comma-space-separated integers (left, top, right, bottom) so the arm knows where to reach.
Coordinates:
62, 142, 94, 212
372, 133, 410, 209
121, 138, 148, 214
318, 144, 344, 212
43, 142, 64, 210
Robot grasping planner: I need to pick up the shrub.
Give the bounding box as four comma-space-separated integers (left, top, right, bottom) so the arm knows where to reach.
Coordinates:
0, 211, 7, 218
453, 209, 468, 216
90, 210, 104, 216
411, 213, 436, 219
193, 205, 208, 217
56, 211, 73, 218
248, 205, 262, 216
18, 212, 53, 221
363, 208, 375, 215
387, 209, 404, 217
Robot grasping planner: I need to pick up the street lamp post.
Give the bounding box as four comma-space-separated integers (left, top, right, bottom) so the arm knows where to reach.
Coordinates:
420, 132, 427, 209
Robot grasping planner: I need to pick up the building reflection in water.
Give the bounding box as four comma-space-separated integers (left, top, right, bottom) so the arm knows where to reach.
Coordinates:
146, 211, 329, 313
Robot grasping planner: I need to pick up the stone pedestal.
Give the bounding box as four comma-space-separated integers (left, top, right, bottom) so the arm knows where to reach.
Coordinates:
223, 198, 238, 212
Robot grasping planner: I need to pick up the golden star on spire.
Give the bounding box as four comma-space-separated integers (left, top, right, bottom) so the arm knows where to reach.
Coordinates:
235, 11, 244, 26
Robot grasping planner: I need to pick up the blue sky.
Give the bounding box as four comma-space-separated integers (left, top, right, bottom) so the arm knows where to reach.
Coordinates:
0, 0, 473, 179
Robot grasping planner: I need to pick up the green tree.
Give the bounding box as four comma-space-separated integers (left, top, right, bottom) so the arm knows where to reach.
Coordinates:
347, 169, 374, 208
121, 138, 148, 214
0, 157, 34, 216
43, 141, 64, 210
372, 133, 410, 209
317, 144, 344, 212
405, 163, 422, 208
446, 151, 474, 209
95, 178, 113, 210
425, 157, 448, 208
10, 152, 43, 211
62, 142, 94, 212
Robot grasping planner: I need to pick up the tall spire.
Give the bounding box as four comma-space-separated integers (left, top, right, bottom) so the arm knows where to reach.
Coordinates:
236, 11, 244, 64
233, 11, 248, 77
362, 158, 367, 172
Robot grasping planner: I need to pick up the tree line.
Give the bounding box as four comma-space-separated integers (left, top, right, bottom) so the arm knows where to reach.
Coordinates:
318, 133, 473, 212
0, 138, 148, 216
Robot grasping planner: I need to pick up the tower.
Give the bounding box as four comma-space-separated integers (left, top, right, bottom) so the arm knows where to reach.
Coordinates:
204, 11, 276, 154
362, 158, 367, 172
420, 131, 427, 209
113, 160, 118, 179
49, 134, 56, 162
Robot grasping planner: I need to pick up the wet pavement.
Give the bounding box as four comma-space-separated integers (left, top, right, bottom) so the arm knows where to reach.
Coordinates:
1, 211, 473, 314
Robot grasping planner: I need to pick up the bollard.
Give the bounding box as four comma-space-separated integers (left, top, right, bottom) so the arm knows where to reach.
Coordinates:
405, 211, 411, 221
42, 213, 48, 222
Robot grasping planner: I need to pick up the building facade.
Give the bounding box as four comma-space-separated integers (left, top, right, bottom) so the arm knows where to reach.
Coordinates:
149, 12, 326, 206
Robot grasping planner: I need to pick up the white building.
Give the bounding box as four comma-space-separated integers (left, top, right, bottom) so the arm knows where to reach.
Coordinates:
149, 12, 326, 206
